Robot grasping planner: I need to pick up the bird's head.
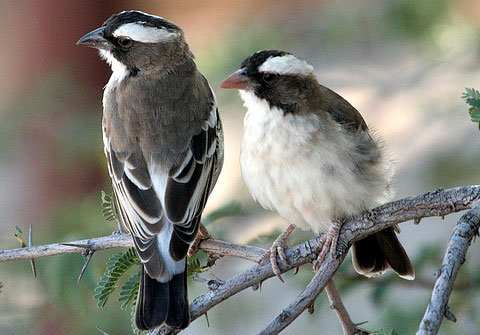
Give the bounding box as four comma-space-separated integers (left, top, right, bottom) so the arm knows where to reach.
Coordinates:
221, 50, 317, 114
77, 10, 191, 76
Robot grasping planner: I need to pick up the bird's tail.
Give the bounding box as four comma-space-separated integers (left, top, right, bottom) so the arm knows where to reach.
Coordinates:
135, 264, 190, 331
352, 226, 415, 280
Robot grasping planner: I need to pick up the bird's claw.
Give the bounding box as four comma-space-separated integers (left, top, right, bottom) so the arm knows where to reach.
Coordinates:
313, 223, 341, 272
188, 223, 212, 257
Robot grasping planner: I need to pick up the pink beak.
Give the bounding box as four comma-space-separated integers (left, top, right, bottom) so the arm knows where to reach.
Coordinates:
220, 70, 250, 90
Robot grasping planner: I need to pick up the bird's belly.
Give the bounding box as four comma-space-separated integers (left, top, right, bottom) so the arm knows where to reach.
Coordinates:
241, 126, 384, 234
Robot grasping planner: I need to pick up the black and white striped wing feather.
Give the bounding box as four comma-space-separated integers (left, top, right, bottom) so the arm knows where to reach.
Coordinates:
103, 105, 222, 278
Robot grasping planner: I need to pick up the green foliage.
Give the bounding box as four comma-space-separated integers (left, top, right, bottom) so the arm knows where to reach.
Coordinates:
119, 272, 140, 311
94, 248, 140, 308
14, 225, 26, 246
462, 88, 480, 129
101, 191, 117, 223
187, 256, 210, 276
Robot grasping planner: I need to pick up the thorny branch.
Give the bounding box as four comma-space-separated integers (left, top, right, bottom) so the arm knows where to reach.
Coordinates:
1, 185, 479, 335
416, 205, 480, 335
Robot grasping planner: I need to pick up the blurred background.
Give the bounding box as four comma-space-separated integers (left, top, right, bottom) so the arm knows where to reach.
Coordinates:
1, 1, 480, 334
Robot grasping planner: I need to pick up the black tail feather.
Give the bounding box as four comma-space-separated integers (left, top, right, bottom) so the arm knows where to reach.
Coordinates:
352, 227, 415, 280
135, 265, 190, 331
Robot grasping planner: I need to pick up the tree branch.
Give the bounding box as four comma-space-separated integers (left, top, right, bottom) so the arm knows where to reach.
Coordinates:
325, 280, 371, 335
416, 205, 480, 335
1, 185, 479, 335
0, 233, 133, 262
154, 185, 480, 335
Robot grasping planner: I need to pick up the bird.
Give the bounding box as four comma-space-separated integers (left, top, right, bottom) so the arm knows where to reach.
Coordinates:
77, 10, 223, 331
220, 50, 413, 282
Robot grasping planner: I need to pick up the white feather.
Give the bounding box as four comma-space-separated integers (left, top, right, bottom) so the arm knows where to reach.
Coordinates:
239, 90, 393, 234
258, 54, 314, 76
99, 49, 128, 86
113, 22, 179, 43
156, 223, 185, 283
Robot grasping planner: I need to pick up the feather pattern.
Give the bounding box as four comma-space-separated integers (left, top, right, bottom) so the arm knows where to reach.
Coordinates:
104, 103, 222, 280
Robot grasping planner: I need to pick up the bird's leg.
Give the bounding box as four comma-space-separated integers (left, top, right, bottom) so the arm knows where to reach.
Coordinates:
260, 223, 296, 282
187, 223, 212, 257
313, 219, 343, 271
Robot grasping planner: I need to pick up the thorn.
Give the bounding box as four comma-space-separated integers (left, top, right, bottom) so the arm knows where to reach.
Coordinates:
95, 326, 110, 335
414, 218, 421, 225
253, 279, 264, 292
28, 224, 33, 247
444, 306, 457, 322
28, 224, 37, 278
308, 302, 315, 314
434, 268, 442, 278
61, 241, 94, 249
293, 266, 300, 275
77, 249, 95, 282
204, 311, 210, 328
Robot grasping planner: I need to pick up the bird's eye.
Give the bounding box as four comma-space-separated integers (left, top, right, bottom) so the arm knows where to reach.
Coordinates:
262, 73, 277, 83
117, 37, 133, 48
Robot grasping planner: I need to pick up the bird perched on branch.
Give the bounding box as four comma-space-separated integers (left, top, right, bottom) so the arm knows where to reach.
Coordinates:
77, 11, 223, 331
221, 50, 413, 282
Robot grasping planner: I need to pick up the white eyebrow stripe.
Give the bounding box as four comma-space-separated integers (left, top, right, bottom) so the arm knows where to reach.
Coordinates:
113, 22, 179, 43
258, 54, 314, 76
119, 10, 164, 20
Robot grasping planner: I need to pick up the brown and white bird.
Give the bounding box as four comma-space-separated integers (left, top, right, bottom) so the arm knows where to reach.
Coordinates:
221, 50, 413, 281
77, 11, 223, 330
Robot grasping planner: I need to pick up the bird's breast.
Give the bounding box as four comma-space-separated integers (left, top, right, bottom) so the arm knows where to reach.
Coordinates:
239, 91, 393, 233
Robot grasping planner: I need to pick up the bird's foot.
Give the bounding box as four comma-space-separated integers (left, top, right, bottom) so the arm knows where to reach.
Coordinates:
188, 223, 212, 257
260, 224, 296, 282
313, 221, 342, 271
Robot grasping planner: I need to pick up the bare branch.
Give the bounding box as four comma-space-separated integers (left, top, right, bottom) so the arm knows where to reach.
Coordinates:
199, 239, 265, 263
416, 205, 480, 335
325, 280, 371, 335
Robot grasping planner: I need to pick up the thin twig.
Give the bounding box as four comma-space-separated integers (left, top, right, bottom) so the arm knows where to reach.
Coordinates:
325, 280, 371, 335
416, 205, 480, 335
257, 252, 346, 335
326, 280, 355, 334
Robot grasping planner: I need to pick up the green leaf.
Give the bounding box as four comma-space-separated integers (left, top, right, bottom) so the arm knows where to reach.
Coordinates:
14, 226, 23, 235
100, 190, 117, 223
462, 88, 480, 129
93, 247, 140, 308
119, 272, 140, 310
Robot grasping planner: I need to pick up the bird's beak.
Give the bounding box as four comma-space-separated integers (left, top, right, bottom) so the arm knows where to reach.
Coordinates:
220, 70, 250, 90
76, 27, 108, 49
